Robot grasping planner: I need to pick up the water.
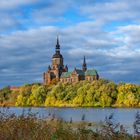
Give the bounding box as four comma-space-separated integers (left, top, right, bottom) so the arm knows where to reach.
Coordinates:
0, 107, 140, 133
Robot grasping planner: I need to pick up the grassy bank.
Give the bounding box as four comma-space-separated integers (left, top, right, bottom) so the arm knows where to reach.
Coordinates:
0, 110, 140, 140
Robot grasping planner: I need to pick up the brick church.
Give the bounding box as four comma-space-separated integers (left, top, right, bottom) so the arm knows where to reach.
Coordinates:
43, 37, 99, 84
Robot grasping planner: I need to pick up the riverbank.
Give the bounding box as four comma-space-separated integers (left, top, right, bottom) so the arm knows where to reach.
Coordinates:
0, 106, 140, 134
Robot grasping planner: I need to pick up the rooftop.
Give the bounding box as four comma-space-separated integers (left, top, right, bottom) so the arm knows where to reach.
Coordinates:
61, 72, 72, 78
85, 69, 98, 76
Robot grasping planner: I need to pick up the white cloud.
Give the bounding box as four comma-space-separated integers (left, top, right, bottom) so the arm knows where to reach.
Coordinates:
104, 45, 140, 58
0, 0, 36, 10
80, 0, 140, 23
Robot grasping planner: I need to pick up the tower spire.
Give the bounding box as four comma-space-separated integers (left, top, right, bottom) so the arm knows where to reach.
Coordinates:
84, 56, 86, 64
57, 35, 59, 45
56, 36, 60, 54
82, 56, 87, 72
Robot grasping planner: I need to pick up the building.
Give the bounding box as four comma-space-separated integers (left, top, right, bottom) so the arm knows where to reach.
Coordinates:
10, 86, 20, 91
43, 37, 99, 84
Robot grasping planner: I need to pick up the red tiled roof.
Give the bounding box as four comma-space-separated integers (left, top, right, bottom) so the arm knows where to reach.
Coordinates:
10, 86, 20, 91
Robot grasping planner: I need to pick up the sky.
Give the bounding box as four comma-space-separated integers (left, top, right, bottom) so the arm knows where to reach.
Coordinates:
0, 0, 140, 88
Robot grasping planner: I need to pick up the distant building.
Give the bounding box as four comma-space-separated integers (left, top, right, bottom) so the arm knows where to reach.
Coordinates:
10, 86, 19, 91
43, 37, 99, 84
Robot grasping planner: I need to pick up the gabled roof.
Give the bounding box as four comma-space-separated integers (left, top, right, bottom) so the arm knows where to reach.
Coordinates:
61, 72, 72, 78
75, 69, 85, 76
85, 69, 98, 76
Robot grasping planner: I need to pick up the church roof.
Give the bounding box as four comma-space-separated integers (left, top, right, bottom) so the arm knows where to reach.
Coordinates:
75, 69, 85, 76
61, 72, 72, 78
61, 69, 98, 78
85, 69, 98, 76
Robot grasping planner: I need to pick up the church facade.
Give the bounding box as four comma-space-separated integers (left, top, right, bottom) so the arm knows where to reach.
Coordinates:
43, 37, 99, 84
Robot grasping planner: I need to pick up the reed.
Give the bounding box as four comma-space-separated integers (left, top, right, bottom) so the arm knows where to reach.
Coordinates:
0, 110, 140, 140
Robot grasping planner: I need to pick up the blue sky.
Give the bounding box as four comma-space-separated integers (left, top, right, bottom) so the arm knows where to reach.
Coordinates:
0, 0, 140, 88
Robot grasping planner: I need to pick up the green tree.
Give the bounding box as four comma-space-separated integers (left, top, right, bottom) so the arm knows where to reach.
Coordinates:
0, 86, 11, 104
16, 85, 32, 106
116, 83, 139, 107
28, 85, 47, 106
73, 82, 90, 106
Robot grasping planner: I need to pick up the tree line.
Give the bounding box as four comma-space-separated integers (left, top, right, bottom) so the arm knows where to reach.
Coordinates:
0, 79, 140, 107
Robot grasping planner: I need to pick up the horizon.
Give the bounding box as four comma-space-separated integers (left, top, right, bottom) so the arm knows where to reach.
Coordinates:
0, 0, 140, 88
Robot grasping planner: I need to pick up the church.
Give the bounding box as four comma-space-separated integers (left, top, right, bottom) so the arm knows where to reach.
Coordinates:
43, 37, 99, 84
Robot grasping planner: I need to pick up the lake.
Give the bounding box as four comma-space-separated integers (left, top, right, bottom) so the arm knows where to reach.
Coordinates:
0, 107, 140, 133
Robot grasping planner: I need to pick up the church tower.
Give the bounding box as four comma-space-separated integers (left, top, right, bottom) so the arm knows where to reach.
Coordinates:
52, 36, 64, 69
43, 37, 67, 84
82, 56, 87, 72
